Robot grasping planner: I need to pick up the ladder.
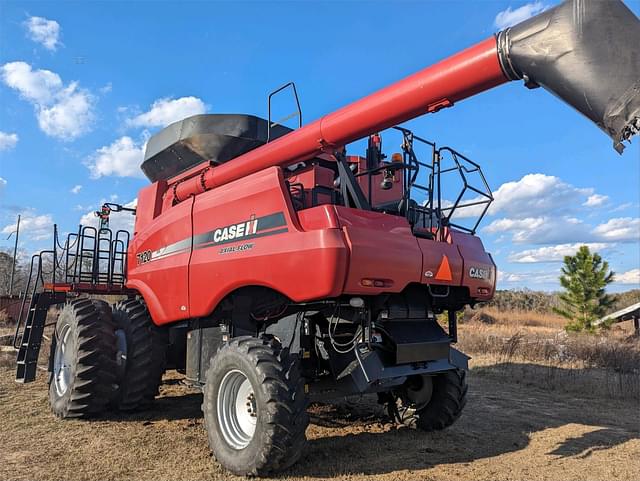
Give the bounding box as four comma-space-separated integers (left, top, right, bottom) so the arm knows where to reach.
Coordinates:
12, 249, 66, 383
15, 291, 64, 383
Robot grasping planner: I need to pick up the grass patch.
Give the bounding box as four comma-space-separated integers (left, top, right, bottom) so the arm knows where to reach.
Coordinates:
459, 321, 640, 401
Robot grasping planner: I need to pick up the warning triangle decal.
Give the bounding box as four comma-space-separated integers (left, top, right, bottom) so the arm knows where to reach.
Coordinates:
434, 255, 452, 281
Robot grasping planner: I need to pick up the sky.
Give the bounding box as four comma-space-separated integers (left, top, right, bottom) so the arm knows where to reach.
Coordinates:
0, 0, 639, 292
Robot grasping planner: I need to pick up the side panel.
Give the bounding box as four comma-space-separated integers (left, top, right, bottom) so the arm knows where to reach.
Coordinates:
187, 167, 349, 320
134, 181, 167, 234
126, 196, 193, 324
452, 231, 496, 300
334, 207, 423, 295
417, 234, 464, 286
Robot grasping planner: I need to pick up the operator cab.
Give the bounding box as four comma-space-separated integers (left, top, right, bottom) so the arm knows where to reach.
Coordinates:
283, 127, 494, 239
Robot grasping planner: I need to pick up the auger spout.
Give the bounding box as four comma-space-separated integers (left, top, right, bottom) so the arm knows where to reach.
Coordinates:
497, 0, 640, 153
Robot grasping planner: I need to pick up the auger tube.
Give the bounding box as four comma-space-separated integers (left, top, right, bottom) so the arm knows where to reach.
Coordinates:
172, 0, 639, 202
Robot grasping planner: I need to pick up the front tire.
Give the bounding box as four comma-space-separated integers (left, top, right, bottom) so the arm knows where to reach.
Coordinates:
49, 299, 118, 418
414, 369, 468, 431
202, 336, 308, 476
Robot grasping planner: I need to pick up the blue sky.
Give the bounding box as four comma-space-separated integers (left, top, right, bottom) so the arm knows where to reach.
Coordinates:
0, 0, 638, 292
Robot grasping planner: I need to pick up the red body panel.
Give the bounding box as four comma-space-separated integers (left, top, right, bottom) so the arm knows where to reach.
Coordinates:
334, 208, 422, 294
287, 165, 336, 208
128, 166, 497, 325
418, 236, 464, 286
134, 181, 167, 232
129, 165, 498, 325
188, 167, 348, 320
451, 230, 496, 301
129, 168, 352, 325
349, 156, 404, 208
127, 37, 506, 324
127, 196, 193, 323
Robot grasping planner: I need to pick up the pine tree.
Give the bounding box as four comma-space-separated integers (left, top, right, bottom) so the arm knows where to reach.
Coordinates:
553, 245, 614, 332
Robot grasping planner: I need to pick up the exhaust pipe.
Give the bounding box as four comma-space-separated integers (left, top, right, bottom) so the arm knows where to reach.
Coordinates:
497, 0, 640, 153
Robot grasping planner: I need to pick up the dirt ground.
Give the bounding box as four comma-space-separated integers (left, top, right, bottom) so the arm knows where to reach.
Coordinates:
1, 362, 638, 481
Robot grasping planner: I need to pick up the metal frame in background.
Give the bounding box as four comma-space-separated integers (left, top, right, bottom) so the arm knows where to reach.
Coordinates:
267, 82, 302, 142
436, 147, 493, 234
12, 221, 133, 353
393, 127, 493, 236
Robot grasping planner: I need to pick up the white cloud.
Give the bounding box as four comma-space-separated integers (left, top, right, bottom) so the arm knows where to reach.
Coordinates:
0, 131, 19, 151
486, 214, 640, 245
611, 202, 635, 213
447, 173, 593, 222
494, 2, 549, 30
478, 175, 638, 245
70, 185, 82, 194
79, 199, 137, 234
498, 270, 558, 284
508, 242, 611, 263
1, 62, 94, 140
0, 177, 6, 190
37, 82, 94, 139
583, 194, 609, 207
592, 217, 640, 243
484, 215, 590, 244
85, 135, 147, 178
128, 96, 206, 128
23, 16, 61, 51
1, 212, 54, 241
614, 268, 640, 285
489, 174, 591, 217
485, 217, 544, 235
1, 61, 61, 104
73, 204, 93, 212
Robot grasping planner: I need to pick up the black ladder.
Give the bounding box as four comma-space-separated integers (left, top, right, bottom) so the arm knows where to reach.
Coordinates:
13, 249, 65, 383
15, 291, 63, 383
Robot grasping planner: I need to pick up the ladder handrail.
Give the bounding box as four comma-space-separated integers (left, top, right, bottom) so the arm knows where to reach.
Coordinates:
12, 252, 49, 349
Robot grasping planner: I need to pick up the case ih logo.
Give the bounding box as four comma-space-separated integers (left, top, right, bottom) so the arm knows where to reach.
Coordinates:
195, 212, 287, 250
212, 216, 258, 243
469, 267, 490, 280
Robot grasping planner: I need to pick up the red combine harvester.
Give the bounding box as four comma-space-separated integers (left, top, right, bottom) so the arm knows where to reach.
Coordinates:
13, 0, 639, 475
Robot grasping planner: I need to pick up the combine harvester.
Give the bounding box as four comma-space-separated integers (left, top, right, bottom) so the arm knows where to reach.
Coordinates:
13, 0, 639, 475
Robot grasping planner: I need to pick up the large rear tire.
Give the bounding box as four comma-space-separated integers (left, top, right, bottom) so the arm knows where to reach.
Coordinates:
111, 298, 168, 411
414, 369, 468, 431
202, 336, 308, 476
49, 299, 118, 418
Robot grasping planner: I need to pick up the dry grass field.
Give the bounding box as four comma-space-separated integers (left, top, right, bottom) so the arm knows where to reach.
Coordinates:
1, 309, 639, 481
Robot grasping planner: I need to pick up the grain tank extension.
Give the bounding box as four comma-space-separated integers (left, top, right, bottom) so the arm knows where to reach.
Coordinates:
13, 0, 639, 476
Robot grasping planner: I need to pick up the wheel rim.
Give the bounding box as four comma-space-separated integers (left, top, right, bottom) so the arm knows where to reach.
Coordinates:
405, 375, 433, 410
217, 369, 257, 449
53, 325, 73, 396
